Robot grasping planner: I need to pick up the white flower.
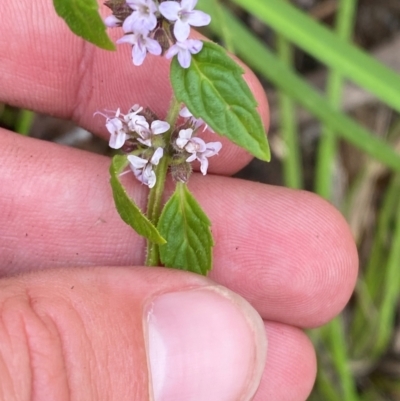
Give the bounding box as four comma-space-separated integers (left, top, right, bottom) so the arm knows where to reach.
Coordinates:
117, 32, 162, 66
137, 120, 170, 147
176, 128, 222, 175
159, 0, 211, 42
165, 39, 203, 68
176, 128, 194, 149
123, 0, 158, 33
124, 105, 148, 132
104, 108, 129, 149
128, 147, 164, 188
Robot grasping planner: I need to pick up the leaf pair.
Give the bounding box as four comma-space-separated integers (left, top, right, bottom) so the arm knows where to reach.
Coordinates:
110, 156, 213, 275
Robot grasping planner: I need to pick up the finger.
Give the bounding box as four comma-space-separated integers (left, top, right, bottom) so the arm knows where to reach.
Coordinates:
1, 1, 269, 175
254, 322, 316, 401
0, 130, 358, 328
0, 266, 267, 401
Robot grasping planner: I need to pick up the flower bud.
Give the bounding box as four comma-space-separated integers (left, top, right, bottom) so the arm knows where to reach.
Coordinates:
104, 0, 132, 21
171, 161, 192, 183
154, 28, 171, 54
141, 107, 159, 124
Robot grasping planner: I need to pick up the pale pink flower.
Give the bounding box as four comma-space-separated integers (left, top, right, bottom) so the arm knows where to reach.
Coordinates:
124, 105, 148, 132
159, 0, 211, 42
123, 0, 158, 33
102, 108, 129, 149
117, 32, 162, 66
128, 147, 164, 188
176, 128, 222, 175
165, 39, 202, 68
137, 120, 170, 146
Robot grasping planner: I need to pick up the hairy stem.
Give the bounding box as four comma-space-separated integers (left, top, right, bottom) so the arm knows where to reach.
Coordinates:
145, 96, 181, 266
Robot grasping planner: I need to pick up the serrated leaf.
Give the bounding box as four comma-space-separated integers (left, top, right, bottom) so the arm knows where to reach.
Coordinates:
170, 41, 270, 161
53, 0, 115, 50
110, 155, 166, 244
157, 183, 214, 275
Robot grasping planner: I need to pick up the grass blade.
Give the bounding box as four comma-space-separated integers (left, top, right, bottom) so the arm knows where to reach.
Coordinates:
276, 33, 303, 189
315, 0, 358, 199
228, 0, 400, 113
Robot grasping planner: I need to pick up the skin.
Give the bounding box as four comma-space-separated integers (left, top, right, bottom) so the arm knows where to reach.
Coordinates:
0, 1, 359, 400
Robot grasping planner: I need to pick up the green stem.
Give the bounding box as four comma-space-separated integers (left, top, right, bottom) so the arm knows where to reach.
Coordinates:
16, 109, 35, 136
145, 96, 181, 266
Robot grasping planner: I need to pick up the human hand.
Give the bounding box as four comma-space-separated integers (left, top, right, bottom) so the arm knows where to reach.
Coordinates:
0, 2, 358, 400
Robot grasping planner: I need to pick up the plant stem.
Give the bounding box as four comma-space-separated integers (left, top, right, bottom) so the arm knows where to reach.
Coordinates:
145, 96, 181, 266
16, 109, 35, 136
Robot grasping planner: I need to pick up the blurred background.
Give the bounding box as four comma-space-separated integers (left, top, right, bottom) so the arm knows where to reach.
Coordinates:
2, 0, 400, 399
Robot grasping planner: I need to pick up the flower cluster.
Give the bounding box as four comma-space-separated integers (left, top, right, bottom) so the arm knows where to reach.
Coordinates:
104, 0, 211, 68
98, 104, 221, 187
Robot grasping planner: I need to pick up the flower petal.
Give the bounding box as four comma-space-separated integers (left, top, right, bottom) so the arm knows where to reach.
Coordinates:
133, 43, 147, 65
106, 118, 123, 133
174, 19, 191, 42
151, 147, 164, 165
165, 44, 180, 59
188, 137, 207, 153
104, 15, 121, 28
122, 14, 137, 33
177, 47, 191, 68
117, 34, 136, 45
187, 39, 203, 54
144, 165, 157, 188
159, 1, 181, 21
204, 141, 222, 157
109, 132, 127, 149
178, 128, 194, 141
151, 120, 170, 135
179, 107, 192, 118
187, 10, 211, 27
126, 115, 149, 132
128, 155, 148, 169
199, 155, 209, 175
145, 37, 162, 56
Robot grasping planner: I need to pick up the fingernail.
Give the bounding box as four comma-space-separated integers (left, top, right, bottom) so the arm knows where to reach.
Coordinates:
144, 286, 267, 401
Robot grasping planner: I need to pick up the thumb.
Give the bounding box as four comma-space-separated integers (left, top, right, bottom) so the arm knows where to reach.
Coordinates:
0, 266, 267, 401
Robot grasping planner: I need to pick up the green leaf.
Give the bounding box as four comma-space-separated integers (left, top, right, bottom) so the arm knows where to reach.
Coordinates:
110, 155, 166, 244
170, 41, 270, 162
157, 183, 214, 275
53, 0, 115, 50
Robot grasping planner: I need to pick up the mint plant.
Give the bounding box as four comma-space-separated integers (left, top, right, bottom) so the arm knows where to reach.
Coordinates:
53, 0, 270, 275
